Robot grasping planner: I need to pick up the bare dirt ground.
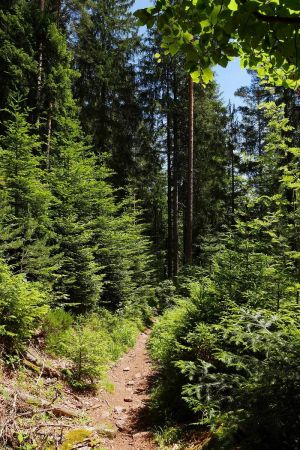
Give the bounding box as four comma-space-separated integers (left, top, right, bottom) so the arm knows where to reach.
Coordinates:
90, 330, 158, 450
0, 331, 158, 449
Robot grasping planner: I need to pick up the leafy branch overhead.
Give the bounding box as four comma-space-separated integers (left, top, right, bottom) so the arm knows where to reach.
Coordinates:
135, 0, 300, 87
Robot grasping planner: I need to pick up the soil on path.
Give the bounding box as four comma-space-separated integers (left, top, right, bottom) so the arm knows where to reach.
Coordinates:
90, 330, 158, 450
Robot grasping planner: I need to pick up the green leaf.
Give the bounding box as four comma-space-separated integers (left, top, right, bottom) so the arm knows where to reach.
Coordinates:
210, 5, 222, 24
202, 67, 213, 84
183, 31, 194, 42
169, 42, 179, 56
228, 0, 238, 11
200, 19, 211, 28
134, 9, 151, 23
191, 70, 201, 83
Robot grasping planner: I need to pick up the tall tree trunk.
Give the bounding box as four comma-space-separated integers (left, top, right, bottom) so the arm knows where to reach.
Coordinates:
230, 141, 235, 222
167, 74, 173, 278
173, 73, 179, 277
185, 75, 194, 265
53, 0, 61, 23
229, 107, 236, 223
46, 102, 52, 170
36, 0, 45, 127
45, 0, 61, 169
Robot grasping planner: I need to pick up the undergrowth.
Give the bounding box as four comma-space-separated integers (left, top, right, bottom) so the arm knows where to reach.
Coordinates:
43, 308, 144, 389
0, 260, 48, 355
149, 242, 300, 450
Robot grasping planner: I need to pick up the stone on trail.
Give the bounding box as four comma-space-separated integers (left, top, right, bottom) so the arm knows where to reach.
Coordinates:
123, 367, 130, 372
124, 397, 133, 402
115, 419, 127, 431
114, 405, 126, 414
127, 380, 135, 386
133, 431, 153, 439
96, 423, 117, 438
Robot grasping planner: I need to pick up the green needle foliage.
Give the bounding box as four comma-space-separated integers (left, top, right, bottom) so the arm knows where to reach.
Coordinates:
0, 259, 48, 354
0, 3, 300, 448
0, 98, 57, 288
149, 99, 300, 449
44, 308, 142, 389
150, 257, 300, 449
0, 1, 156, 356
49, 113, 105, 311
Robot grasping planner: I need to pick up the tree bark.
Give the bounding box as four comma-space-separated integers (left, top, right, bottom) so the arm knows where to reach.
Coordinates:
185, 75, 194, 265
36, 0, 45, 127
254, 11, 300, 25
173, 72, 179, 276
229, 106, 236, 223
230, 141, 235, 222
167, 73, 173, 278
53, 0, 61, 23
46, 102, 52, 170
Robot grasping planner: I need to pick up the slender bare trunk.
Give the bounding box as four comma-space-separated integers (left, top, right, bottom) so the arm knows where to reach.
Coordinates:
231, 142, 235, 222
36, 0, 45, 127
54, 0, 61, 23
173, 73, 179, 276
229, 111, 235, 223
46, 102, 52, 170
185, 75, 194, 265
167, 76, 173, 278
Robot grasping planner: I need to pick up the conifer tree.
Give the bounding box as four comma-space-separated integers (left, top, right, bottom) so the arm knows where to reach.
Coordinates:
32, 2, 78, 166
72, 0, 140, 185
0, 98, 56, 288
0, 0, 36, 127
48, 114, 105, 311
193, 81, 229, 256
95, 188, 154, 314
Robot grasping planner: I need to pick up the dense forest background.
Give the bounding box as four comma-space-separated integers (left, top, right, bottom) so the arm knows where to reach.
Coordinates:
0, 1, 300, 449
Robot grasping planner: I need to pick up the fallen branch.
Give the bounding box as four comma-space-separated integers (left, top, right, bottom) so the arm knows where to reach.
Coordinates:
2, 388, 80, 418
34, 423, 74, 430
86, 403, 102, 410
24, 350, 60, 378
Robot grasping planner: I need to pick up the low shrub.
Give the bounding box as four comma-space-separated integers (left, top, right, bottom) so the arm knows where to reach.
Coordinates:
43, 308, 142, 389
43, 308, 73, 353
155, 280, 176, 312
180, 303, 300, 449
150, 280, 300, 449
0, 260, 48, 354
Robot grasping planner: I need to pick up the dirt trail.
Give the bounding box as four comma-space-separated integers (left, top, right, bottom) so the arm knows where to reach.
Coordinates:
90, 330, 158, 450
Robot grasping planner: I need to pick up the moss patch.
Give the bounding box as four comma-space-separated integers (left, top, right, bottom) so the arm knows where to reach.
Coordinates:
60, 428, 93, 450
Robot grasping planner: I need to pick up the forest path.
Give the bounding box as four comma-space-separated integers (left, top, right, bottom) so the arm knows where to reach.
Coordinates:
90, 330, 158, 450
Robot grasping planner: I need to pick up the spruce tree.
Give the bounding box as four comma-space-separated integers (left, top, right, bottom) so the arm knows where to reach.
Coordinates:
97, 189, 154, 314
0, 1, 36, 127
0, 98, 56, 288
48, 111, 106, 312
193, 81, 230, 258
72, 0, 140, 186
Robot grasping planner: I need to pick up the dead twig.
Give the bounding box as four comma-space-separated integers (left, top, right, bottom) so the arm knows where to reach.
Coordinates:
36, 359, 45, 385
34, 422, 74, 431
